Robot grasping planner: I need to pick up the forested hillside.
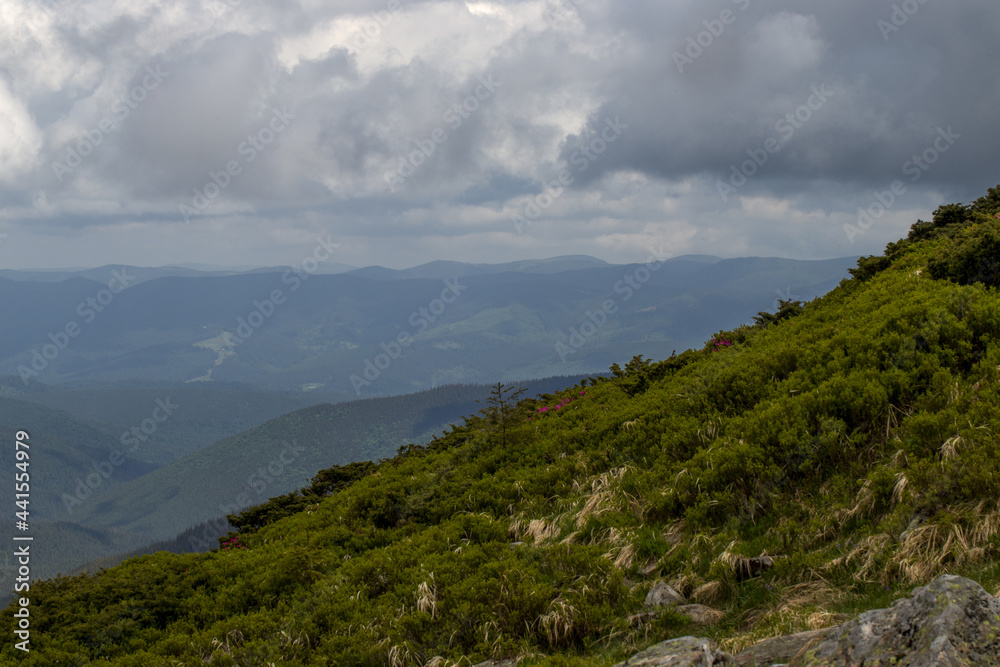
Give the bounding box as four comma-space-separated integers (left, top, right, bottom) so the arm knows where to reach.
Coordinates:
6, 187, 1000, 665
0, 255, 854, 393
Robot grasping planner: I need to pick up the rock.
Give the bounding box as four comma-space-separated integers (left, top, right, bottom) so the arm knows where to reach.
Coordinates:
646, 582, 686, 608
734, 628, 832, 666
676, 604, 724, 625
614, 636, 735, 666
790, 574, 1000, 666
471, 661, 517, 667
898, 513, 927, 544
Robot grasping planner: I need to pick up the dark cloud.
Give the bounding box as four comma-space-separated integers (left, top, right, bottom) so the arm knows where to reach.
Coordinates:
0, 0, 997, 269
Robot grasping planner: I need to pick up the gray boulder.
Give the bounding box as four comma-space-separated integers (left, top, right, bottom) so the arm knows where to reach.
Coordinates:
791, 574, 1000, 666
734, 628, 831, 666
646, 582, 686, 608
676, 604, 725, 625
614, 636, 735, 666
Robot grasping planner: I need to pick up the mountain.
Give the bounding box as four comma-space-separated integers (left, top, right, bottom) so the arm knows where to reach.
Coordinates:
0, 262, 358, 285
7, 186, 1000, 665
62, 375, 593, 544
347, 255, 612, 280
0, 396, 157, 519
0, 255, 856, 394
13, 379, 352, 465
3, 375, 589, 580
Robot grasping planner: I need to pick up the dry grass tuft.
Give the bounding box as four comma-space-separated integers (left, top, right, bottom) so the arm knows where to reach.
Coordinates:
826, 534, 892, 583
722, 577, 845, 655
525, 518, 558, 544
669, 572, 699, 598
539, 598, 578, 647
828, 502, 1000, 584
416, 575, 437, 619
892, 472, 908, 505
611, 542, 637, 570
574, 466, 630, 528
842, 480, 877, 522
692, 580, 724, 605
388, 642, 417, 667
940, 435, 964, 465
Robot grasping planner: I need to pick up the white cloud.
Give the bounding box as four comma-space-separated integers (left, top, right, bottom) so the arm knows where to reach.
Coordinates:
0, 0, 997, 268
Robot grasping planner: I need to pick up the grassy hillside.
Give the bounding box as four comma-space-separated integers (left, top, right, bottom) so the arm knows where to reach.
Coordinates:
66, 378, 589, 541
6, 187, 1000, 665
14, 376, 584, 581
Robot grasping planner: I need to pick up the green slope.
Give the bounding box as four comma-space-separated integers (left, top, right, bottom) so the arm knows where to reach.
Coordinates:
66, 376, 590, 544
7, 187, 1000, 665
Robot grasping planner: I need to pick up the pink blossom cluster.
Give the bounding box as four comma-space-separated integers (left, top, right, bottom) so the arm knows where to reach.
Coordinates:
529, 390, 586, 419
221, 536, 247, 550
712, 337, 732, 350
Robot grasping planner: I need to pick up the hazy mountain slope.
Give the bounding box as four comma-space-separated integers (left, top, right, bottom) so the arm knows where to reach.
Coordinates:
66, 376, 590, 544
8, 190, 1000, 665
16, 381, 350, 465
0, 397, 157, 519
0, 256, 856, 393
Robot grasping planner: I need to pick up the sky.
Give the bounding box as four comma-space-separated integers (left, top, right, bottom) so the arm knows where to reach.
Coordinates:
0, 0, 997, 270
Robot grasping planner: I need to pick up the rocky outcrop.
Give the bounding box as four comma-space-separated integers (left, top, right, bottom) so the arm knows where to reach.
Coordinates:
790, 574, 1000, 666
614, 636, 734, 666
733, 628, 831, 666
619, 574, 1000, 667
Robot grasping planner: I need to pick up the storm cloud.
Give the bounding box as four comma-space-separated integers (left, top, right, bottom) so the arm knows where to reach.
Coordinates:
0, 0, 997, 268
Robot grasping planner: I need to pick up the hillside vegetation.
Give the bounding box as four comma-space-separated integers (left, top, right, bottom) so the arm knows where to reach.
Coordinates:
6, 187, 1000, 665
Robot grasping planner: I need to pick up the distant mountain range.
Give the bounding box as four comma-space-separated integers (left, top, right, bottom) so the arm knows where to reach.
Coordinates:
0, 254, 857, 395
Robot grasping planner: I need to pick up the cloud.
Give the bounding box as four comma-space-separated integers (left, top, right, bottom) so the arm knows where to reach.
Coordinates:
0, 0, 998, 269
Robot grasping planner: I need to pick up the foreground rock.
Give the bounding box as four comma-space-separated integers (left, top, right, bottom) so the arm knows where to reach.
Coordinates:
790, 574, 1000, 666
614, 636, 734, 666
734, 628, 831, 666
